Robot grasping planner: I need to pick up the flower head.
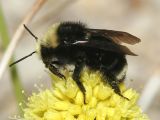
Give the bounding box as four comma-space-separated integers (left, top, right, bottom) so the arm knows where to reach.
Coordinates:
24, 69, 149, 120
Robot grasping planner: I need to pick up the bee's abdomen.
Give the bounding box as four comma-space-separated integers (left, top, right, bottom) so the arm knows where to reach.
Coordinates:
85, 49, 127, 78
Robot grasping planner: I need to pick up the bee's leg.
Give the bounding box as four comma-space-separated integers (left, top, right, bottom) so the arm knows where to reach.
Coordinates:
72, 59, 86, 102
103, 70, 129, 100
49, 64, 65, 79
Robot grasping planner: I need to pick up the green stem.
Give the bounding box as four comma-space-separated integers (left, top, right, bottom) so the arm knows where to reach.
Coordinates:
0, 4, 24, 115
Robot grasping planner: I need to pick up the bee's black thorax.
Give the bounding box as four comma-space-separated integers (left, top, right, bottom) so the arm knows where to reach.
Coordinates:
57, 22, 86, 45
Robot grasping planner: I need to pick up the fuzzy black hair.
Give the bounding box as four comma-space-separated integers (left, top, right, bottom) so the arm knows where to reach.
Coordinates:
57, 21, 86, 44
58, 21, 86, 32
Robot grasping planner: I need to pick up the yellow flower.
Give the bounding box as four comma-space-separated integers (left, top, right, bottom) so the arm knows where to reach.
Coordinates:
23, 68, 149, 120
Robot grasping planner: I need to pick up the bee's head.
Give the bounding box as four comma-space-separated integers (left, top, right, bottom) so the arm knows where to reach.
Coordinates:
10, 24, 59, 67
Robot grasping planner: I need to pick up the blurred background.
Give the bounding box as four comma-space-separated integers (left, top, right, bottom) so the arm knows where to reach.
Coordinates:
0, 0, 160, 119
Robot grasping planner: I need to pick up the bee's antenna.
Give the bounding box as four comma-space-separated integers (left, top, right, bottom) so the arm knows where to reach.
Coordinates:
9, 51, 36, 67
23, 24, 38, 41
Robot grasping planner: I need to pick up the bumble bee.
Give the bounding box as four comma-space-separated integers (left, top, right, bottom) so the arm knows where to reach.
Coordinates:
10, 21, 140, 100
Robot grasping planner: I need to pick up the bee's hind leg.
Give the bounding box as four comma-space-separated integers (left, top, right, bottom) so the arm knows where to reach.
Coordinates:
103, 70, 129, 100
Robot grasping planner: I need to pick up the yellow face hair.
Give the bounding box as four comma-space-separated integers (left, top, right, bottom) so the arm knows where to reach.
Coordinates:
36, 23, 60, 57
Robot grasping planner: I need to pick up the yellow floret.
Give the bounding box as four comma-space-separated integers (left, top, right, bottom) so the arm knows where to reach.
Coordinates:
23, 68, 149, 120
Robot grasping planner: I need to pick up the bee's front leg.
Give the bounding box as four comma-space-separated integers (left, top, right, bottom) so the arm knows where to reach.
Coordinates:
48, 63, 65, 79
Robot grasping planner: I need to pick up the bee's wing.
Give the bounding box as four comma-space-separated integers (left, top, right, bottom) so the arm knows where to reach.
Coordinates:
72, 29, 140, 56
75, 38, 137, 56
87, 29, 141, 45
